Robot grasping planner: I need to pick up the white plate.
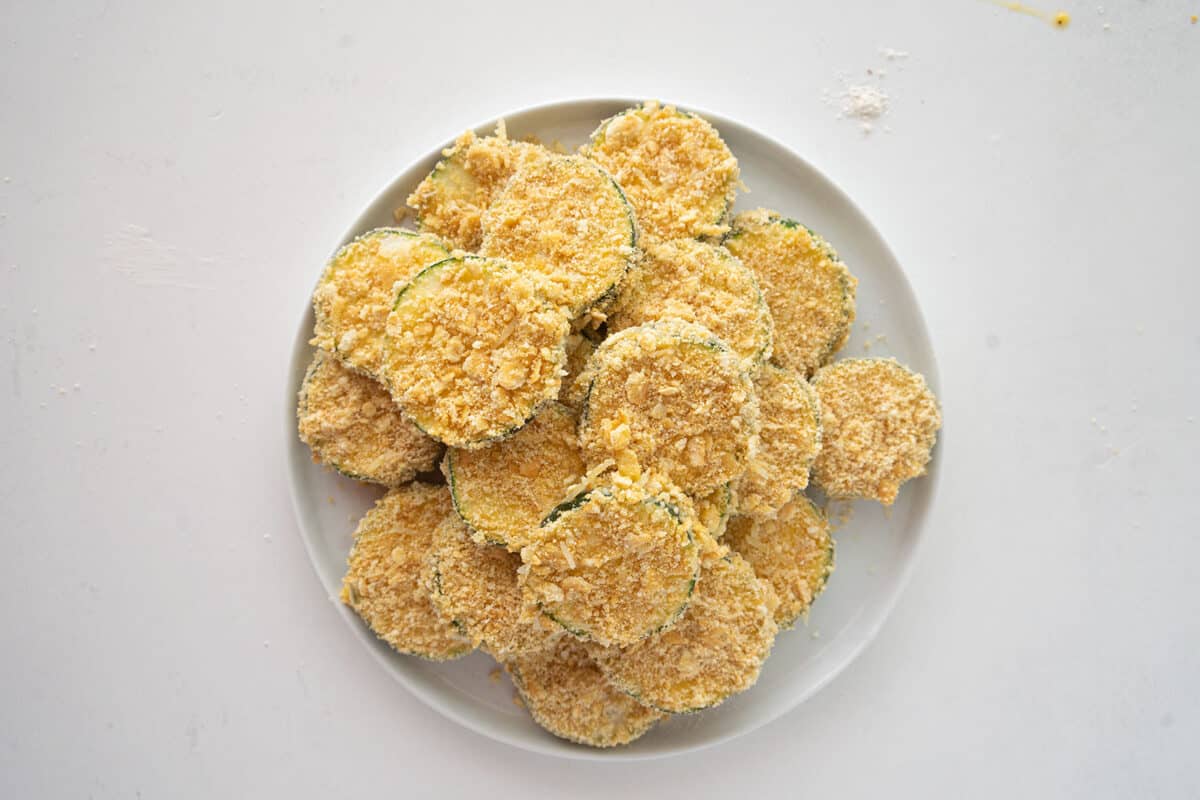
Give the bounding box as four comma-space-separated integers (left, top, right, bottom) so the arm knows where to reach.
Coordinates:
284, 98, 942, 760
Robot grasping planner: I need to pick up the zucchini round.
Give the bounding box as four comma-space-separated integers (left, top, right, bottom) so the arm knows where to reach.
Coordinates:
520, 485, 700, 647
381, 255, 569, 449
340, 483, 473, 661
725, 495, 835, 628
481, 154, 637, 315
811, 358, 941, 505
297, 349, 442, 487
505, 638, 664, 748
579, 320, 757, 495
724, 209, 858, 376
584, 101, 739, 240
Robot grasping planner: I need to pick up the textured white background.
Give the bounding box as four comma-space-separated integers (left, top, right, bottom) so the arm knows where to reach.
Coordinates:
3, 1, 1198, 797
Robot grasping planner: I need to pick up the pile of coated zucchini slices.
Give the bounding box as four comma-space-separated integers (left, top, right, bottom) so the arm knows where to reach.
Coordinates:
299, 101, 943, 748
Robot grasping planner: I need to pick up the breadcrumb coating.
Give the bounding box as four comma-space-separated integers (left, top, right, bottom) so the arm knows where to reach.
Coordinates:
585, 101, 739, 240
430, 514, 562, 658
725, 495, 834, 627
725, 210, 857, 375
735, 364, 822, 517
610, 238, 772, 366
558, 333, 596, 409
312, 229, 449, 377
811, 358, 941, 505
594, 553, 778, 713
506, 637, 664, 747
520, 485, 700, 647
445, 402, 585, 550
481, 154, 636, 314
340, 483, 472, 660
693, 484, 733, 539
407, 128, 548, 251
382, 256, 569, 449
579, 321, 758, 495
298, 350, 441, 486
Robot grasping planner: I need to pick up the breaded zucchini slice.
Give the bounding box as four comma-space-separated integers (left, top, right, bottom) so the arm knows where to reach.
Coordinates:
297, 349, 441, 486
481, 154, 637, 315
340, 483, 473, 660
579, 321, 757, 495
725, 495, 834, 627
735, 364, 822, 517
584, 101, 739, 240
811, 358, 942, 505
406, 128, 547, 251
505, 638, 665, 748
382, 255, 570, 449
430, 514, 561, 659
610, 238, 772, 367
724, 209, 858, 375
558, 333, 596, 409
593, 553, 778, 713
312, 228, 449, 377
520, 484, 700, 648
444, 402, 585, 550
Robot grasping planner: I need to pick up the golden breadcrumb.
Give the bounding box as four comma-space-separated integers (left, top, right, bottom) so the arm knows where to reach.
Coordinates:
430, 514, 562, 658
725, 210, 858, 375
312, 229, 449, 377
382, 256, 569, 449
558, 333, 596, 409
693, 484, 733, 539
811, 358, 941, 505
610, 238, 772, 366
445, 402, 584, 550
735, 364, 822, 517
593, 553, 778, 713
481, 154, 636, 314
298, 350, 441, 486
505, 637, 664, 747
340, 483, 472, 660
406, 128, 548, 251
520, 484, 700, 647
725, 495, 834, 627
579, 321, 758, 495
584, 101, 739, 240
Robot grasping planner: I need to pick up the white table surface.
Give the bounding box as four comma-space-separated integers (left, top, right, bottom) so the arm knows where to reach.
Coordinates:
3, 1, 1198, 796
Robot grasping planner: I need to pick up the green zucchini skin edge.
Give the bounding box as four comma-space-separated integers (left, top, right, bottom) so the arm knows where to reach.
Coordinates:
585, 103, 734, 237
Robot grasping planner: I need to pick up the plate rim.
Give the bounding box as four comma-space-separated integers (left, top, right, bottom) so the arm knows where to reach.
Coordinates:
283, 96, 943, 761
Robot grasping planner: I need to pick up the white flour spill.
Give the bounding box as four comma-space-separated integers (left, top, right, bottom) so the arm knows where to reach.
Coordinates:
824, 46, 909, 135
842, 85, 889, 129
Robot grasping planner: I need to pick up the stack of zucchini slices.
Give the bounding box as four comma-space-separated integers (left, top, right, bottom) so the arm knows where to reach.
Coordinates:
298, 101, 942, 749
